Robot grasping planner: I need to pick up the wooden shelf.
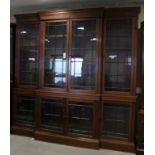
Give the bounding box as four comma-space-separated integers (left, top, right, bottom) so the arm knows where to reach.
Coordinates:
43, 113, 61, 117
46, 34, 66, 38
105, 48, 131, 51
71, 117, 90, 121
104, 119, 126, 123
73, 34, 96, 38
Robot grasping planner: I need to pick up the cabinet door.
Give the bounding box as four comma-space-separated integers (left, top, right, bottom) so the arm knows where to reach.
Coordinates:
19, 23, 39, 85
102, 104, 129, 138
104, 19, 132, 92
69, 101, 93, 135
70, 20, 97, 90
44, 21, 67, 88
41, 99, 64, 132
16, 95, 35, 125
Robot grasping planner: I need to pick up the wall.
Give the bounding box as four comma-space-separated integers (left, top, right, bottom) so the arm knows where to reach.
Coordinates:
138, 4, 144, 28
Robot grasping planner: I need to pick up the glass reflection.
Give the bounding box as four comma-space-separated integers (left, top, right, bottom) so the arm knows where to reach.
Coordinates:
71, 58, 83, 77
45, 58, 66, 87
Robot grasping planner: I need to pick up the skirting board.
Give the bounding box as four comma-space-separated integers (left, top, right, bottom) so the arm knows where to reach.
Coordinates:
11, 125, 34, 137
35, 130, 99, 149
100, 138, 135, 152
136, 148, 144, 155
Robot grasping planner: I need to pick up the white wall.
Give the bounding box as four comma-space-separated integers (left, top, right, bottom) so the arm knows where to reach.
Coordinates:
138, 4, 144, 28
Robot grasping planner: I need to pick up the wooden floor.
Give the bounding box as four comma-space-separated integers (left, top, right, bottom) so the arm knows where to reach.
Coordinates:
11, 135, 136, 155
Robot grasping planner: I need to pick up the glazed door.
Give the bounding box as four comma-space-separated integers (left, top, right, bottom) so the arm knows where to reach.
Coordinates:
43, 21, 68, 88
18, 23, 39, 86
70, 19, 97, 91
102, 103, 130, 138
103, 19, 133, 92
41, 98, 64, 132
68, 101, 93, 135
15, 95, 35, 126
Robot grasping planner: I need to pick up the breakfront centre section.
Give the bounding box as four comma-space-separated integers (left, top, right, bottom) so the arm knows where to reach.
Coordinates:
11, 7, 140, 152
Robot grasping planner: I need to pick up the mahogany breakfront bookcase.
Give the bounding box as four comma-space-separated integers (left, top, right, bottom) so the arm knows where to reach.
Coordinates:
11, 7, 140, 152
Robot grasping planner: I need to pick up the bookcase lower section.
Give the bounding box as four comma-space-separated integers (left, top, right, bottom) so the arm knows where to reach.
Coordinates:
11, 90, 137, 152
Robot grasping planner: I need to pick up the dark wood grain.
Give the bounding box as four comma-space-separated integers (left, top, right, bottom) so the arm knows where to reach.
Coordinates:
136, 22, 144, 155
35, 130, 99, 149
11, 7, 140, 152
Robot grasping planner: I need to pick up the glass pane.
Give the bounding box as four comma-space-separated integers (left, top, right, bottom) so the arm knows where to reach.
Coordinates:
104, 20, 132, 92
103, 104, 129, 138
19, 23, 39, 85
44, 22, 67, 88
69, 102, 93, 135
71, 20, 96, 90
41, 99, 64, 131
16, 96, 35, 125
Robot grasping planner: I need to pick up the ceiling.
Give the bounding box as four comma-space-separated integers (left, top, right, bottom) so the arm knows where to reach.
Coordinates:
11, 0, 144, 14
